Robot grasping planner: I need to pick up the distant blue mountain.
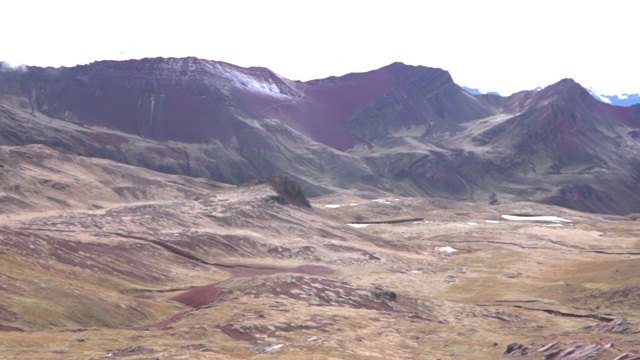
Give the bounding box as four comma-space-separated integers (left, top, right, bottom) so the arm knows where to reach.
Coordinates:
464, 85, 640, 107
598, 94, 640, 106
584, 87, 640, 106
461, 86, 501, 96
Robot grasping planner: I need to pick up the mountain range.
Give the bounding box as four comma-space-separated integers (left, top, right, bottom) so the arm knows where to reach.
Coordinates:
1, 57, 640, 215
3, 58, 640, 359
586, 89, 640, 107
463, 86, 640, 107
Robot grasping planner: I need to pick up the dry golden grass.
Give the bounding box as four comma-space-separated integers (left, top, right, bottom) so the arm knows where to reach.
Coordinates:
1, 147, 640, 358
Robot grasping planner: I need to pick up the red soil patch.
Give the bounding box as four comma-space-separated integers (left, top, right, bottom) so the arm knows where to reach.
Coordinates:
0, 325, 24, 332
151, 311, 192, 330
2, 227, 189, 285
293, 264, 334, 276
170, 284, 220, 308
171, 273, 399, 313
136, 310, 194, 330
0, 305, 19, 322
157, 271, 437, 338
170, 263, 334, 308
216, 323, 258, 343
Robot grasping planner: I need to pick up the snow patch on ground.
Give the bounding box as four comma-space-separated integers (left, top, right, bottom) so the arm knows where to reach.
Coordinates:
348, 223, 370, 229
501, 215, 571, 223
325, 203, 358, 208
372, 199, 392, 204
263, 344, 284, 352
437, 246, 457, 253
484, 220, 500, 224
240, 74, 287, 98
324, 204, 342, 208
467, 222, 479, 225
212, 62, 290, 99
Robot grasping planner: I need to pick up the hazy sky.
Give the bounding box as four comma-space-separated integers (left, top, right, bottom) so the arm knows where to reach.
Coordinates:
2, 0, 638, 95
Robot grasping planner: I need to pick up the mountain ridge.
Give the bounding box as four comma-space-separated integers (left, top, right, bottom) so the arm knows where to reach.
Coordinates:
464, 81, 640, 107
2, 57, 640, 214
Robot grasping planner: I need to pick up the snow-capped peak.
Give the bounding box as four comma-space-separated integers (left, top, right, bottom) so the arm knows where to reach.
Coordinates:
461, 86, 501, 96
585, 86, 640, 106
586, 87, 612, 104
461, 84, 640, 106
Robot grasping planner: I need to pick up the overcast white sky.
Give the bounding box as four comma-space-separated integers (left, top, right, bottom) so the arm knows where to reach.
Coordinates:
2, 0, 638, 95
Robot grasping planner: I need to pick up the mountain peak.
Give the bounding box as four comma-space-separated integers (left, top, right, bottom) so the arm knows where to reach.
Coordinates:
534, 78, 593, 105
549, 78, 587, 92
382, 61, 450, 77
85, 56, 230, 74
3, 57, 640, 217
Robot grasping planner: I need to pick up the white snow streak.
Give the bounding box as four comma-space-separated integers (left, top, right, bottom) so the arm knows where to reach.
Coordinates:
149, 96, 155, 126
324, 204, 342, 208
372, 199, 392, 204
501, 215, 571, 223
437, 246, 457, 253
213, 62, 290, 99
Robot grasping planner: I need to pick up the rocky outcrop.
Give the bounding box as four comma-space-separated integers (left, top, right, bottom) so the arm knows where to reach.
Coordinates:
504, 341, 624, 359
586, 318, 640, 334
262, 175, 311, 208
503, 342, 532, 356
614, 354, 640, 360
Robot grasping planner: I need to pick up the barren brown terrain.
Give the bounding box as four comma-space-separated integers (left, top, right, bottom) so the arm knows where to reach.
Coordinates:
1, 145, 639, 359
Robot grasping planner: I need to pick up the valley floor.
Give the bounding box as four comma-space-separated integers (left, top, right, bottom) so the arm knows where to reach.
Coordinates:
1, 185, 640, 359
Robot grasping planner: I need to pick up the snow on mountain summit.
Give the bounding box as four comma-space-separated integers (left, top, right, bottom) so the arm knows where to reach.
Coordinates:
586, 86, 640, 106
586, 87, 612, 104
465, 82, 640, 107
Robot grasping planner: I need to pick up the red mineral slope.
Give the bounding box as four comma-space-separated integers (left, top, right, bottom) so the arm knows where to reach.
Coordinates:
0, 58, 494, 151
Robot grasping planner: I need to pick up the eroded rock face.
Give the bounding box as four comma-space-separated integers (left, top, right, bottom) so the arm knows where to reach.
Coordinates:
504, 341, 628, 360
503, 342, 532, 356
0, 58, 489, 151
0, 58, 299, 144
263, 175, 311, 208
586, 318, 640, 334
504, 342, 603, 360
614, 354, 640, 360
